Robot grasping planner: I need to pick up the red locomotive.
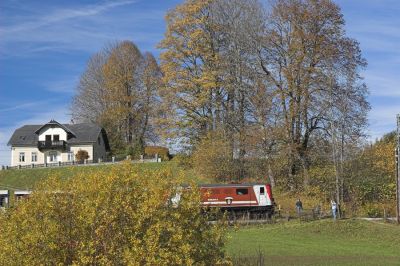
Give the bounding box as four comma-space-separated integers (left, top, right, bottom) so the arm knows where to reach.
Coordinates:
200, 183, 275, 217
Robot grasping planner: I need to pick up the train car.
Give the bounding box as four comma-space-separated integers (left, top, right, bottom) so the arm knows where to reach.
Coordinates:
14, 190, 32, 202
0, 190, 10, 208
200, 183, 275, 217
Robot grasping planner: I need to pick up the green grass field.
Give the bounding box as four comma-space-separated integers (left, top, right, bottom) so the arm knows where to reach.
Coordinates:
227, 219, 400, 265
0, 161, 199, 190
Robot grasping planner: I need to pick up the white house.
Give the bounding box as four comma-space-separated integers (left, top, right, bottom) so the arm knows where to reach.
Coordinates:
7, 120, 110, 166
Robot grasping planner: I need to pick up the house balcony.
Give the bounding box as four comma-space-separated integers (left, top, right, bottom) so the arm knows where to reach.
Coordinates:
38, 140, 67, 151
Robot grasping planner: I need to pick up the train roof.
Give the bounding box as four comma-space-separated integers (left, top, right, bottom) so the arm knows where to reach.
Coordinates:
199, 183, 268, 188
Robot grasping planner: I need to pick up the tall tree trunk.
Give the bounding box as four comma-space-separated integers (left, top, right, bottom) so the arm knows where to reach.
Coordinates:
340, 128, 345, 204
301, 155, 310, 188
331, 122, 341, 219
267, 159, 275, 188
238, 90, 246, 180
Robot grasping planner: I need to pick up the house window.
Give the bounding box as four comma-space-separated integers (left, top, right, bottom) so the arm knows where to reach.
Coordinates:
260, 187, 265, 195
53, 135, 60, 141
31, 152, 37, 162
68, 152, 74, 161
45, 135, 51, 141
49, 151, 57, 162
19, 152, 25, 162
236, 188, 248, 195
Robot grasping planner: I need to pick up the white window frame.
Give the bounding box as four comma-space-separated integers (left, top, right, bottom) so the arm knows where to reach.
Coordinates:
19, 152, 25, 162
31, 152, 37, 162
48, 151, 57, 162
67, 152, 74, 161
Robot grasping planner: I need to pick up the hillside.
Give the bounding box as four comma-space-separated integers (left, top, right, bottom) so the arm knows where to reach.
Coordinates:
0, 161, 198, 191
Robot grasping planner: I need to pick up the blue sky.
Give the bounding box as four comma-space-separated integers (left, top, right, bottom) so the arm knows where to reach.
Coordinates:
0, 0, 399, 165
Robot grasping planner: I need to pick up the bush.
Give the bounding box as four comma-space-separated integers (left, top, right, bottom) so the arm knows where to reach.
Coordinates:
362, 203, 382, 218
125, 142, 144, 160
144, 146, 171, 161
192, 132, 235, 182
360, 202, 396, 218
171, 153, 193, 169
75, 150, 89, 162
0, 163, 229, 265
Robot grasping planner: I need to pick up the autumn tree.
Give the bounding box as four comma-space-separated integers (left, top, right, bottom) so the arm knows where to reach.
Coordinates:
256, 0, 369, 189
75, 149, 89, 163
159, 0, 369, 186
192, 131, 235, 182
344, 133, 397, 215
71, 51, 108, 124
0, 163, 229, 265
71, 41, 162, 155
159, 0, 222, 142
159, 0, 266, 178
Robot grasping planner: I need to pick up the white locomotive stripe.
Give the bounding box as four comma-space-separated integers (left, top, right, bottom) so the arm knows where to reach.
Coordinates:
202, 201, 258, 205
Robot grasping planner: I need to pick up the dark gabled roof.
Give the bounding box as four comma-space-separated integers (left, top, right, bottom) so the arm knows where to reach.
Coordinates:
67, 123, 110, 150
35, 119, 76, 136
7, 125, 40, 146
8, 122, 110, 151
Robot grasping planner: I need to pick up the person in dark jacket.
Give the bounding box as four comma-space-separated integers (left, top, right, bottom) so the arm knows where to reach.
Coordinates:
295, 198, 303, 215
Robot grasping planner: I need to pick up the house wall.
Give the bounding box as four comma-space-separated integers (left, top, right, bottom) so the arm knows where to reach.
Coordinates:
38, 126, 67, 141
69, 145, 94, 161
10, 145, 97, 166
11, 147, 45, 166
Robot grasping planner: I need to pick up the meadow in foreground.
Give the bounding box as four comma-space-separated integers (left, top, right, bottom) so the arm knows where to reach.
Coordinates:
227, 219, 400, 266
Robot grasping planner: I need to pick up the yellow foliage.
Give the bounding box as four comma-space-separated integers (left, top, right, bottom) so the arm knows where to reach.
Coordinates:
144, 146, 170, 161
370, 139, 395, 175
192, 132, 234, 182
0, 163, 228, 265
158, 0, 223, 136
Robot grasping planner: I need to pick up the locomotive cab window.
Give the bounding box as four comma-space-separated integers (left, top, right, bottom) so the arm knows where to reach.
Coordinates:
236, 188, 248, 195
260, 187, 265, 195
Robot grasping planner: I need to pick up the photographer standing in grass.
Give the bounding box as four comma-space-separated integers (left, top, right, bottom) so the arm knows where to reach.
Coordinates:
331, 200, 338, 220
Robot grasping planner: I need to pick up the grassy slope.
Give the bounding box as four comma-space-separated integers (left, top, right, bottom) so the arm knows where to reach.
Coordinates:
0, 161, 199, 190
227, 219, 400, 265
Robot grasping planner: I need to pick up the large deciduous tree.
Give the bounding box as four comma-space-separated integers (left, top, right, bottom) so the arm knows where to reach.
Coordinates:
159, 0, 266, 179
71, 41, 162, 155
158, 0, 222, 141
159, 0, 369, 187
257, 0, 369, 188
